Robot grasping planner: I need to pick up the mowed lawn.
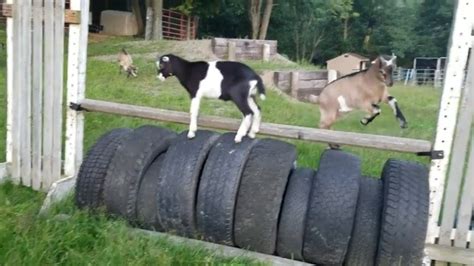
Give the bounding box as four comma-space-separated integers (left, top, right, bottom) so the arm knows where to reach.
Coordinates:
0, 33, 441, 264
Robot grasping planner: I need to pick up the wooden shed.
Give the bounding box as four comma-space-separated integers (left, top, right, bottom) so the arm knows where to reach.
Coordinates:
326, 53, 369, 76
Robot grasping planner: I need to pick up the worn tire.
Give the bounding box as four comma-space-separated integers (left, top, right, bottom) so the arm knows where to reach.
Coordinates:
344, 176, 383, 266
103, 125, 177, 221
156, 130, 220, 237
75, 128, 132, 209
276, 168, 315, 261
136, 153, 166, 231
303, 149, 361, 264
376, 159, 429, 266
234, 139, 297, 254
196, 133, 259, 245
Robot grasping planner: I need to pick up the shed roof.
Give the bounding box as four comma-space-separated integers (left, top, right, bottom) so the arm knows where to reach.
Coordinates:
327, 53, 369, 63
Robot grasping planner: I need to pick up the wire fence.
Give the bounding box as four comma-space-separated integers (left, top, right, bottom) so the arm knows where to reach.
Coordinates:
394, 68, 445, 87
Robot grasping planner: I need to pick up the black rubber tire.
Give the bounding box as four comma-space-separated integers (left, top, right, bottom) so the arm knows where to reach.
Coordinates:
376, 159, 429, 266
136, 153, 166, 231
75, 128, 132, 210
344, 176, 383, 266
276, 168, 315, 261
303, 149, 361, 265
103, 125, 177, 222
156, 130, 220, 237
234, 139, 297, 255
196, 133, 259, 246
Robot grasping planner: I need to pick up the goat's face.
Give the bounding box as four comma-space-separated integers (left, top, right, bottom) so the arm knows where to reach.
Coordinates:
378, 54, 397, 87
156, 55, 173, 81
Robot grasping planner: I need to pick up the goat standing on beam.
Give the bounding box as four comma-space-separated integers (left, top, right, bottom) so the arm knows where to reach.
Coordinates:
309, 54, 407, 136
156, 54, 266, 143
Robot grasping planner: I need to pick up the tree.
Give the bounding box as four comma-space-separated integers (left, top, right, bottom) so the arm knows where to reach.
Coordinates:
248, 0, 274, 40
150, 0, 163, 40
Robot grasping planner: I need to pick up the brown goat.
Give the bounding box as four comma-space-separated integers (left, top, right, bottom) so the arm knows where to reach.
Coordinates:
117, 48, 138, 78
309, 54, 407, 134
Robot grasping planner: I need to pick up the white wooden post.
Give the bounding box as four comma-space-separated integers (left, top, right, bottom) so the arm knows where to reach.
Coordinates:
64, 0, 90, 178
31, 0, 44, 190
5, 0, 14, 175
426, 0, 474, 244
327, 69, 338, 83
228, 41, 236, 61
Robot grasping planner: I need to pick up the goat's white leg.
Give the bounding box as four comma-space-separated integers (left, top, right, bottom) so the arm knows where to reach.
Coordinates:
248, 97, 261, 139
235, 115, 252, 143
386, 96, 408, 128
188, 97, 201, 139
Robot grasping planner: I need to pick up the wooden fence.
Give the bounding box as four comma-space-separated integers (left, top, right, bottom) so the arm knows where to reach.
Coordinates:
273, 71, 331, 101
212, 38, 277, 61
162, 8, 197, 41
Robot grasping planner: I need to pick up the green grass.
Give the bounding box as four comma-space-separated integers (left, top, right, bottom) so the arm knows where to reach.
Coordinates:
0, 182, 261, 265
0, 31, 441, 264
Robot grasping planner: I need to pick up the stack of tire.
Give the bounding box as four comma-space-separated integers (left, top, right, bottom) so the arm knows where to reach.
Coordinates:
75, 125, 430, 265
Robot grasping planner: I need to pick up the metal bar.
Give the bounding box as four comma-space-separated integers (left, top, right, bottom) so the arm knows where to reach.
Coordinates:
426, 0, 474, 243
78, 99, 433, 154
64, 0, 89, 178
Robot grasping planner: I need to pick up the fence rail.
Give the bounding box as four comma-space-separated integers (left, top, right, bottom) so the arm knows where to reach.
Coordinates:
162, 8, 197, 41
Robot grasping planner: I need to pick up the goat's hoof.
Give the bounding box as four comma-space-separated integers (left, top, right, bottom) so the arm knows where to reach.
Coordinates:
360, 119, 369, 126
248, 132, 256, 139
400, 121, 408, 129
234, 136, 243, 143
187, 131, 196, 139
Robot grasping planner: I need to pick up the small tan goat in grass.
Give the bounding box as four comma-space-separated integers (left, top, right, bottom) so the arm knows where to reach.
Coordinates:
117, 48, 138, 78
310, 54, 407, 130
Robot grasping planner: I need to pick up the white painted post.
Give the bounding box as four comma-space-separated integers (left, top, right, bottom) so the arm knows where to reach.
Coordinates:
64, 0, 90, 178
42, 0, 55, 189
10, 0, 22, 183
5, 0, 14, 171
31, 0, 44, 190
426, 0, 474, 244
20, 0, 32, 186
51, 0, 65, 184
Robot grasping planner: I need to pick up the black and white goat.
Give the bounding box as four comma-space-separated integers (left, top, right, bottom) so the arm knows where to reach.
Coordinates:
309, 54, 407, 131
156, 54, 266, 143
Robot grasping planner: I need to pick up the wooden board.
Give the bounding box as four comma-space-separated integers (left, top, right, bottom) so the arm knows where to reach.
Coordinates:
10, 0, 20, 182
31, 0, 43, 190
42, 0, 55, 189
5, 0, 13, 166
425, 244, 474, 265
79, 98, 433, 154
1, 4, 81, 24
51, 0, 65, 185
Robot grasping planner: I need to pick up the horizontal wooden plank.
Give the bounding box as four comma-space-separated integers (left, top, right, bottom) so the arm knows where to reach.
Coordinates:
425, 244, 474, 265
297, 87, 324, 100
213, 37, 277, 47
299, 71, 328, 80
1, 4, 80, 24
79, 99, 433, 153
298, 79, 327, 90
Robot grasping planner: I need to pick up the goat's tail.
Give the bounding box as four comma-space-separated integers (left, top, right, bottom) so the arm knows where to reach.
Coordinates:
256, 76, 266, 101
308, 94, 319, 104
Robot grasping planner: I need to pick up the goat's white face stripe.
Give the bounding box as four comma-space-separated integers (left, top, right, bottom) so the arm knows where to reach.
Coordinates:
337, 95, 352, 112
198, 61, 223, 99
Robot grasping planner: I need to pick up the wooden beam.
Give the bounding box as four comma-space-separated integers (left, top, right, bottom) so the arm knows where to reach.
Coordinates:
78, 99, 433, 154
1, 4, 80, 24
425, 244, 474, 265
